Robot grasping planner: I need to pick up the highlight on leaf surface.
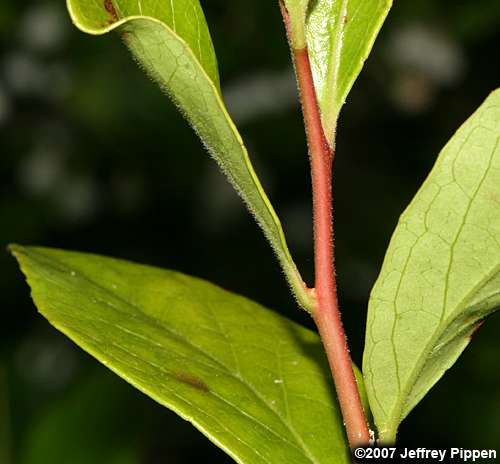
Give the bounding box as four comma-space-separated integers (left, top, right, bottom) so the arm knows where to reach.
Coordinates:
306, 0, 392, 140
66, 0, 313, 311
11, 245, 361, 464
363, 88, 500, 443
67, 0, 219, 85
283, 0, 392, 141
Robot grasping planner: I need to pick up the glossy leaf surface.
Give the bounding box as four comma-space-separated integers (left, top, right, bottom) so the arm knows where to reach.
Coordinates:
363, 89, 500, 442
306, 0, 392, 139
66, 0, 310, 309
12, 245, 354, 464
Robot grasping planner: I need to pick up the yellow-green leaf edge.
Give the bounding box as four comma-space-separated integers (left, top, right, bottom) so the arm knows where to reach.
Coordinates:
66, 0, 313, 311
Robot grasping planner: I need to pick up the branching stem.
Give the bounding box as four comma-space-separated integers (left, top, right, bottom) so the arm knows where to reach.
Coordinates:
280, 2, 371, 449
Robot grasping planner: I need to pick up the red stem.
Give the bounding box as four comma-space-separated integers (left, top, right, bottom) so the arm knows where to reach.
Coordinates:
293, 46, 371, 448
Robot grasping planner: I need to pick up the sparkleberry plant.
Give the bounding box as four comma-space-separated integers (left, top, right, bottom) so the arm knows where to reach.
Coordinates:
11, 0, 500, 462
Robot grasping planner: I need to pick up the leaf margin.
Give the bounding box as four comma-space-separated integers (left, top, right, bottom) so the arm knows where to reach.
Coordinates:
362, 88, 500, 442
65, 0, 314, 311
11, 244, 365, 464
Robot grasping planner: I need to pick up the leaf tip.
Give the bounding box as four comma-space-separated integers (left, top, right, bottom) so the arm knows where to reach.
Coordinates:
8, 244, 37, 286
8, 243, 25, 261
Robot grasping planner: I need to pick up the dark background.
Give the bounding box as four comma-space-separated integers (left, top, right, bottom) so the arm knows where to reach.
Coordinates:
1, 1, 499, 462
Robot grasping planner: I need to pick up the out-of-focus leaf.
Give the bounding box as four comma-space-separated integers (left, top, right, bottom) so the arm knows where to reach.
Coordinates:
20, 372, 140, 464
363, 89, 500, 442
66, 0, 311, 309
0, 366, 12, 464
12, 245, 357, 463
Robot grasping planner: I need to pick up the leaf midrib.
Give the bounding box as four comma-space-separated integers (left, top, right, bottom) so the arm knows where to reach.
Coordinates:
69, 4, 309, 309
383, 254, 500, 437
64, 322, 299, 463
382, 133, 499, 434
28, 249, 321, 464
321, 0, 348, 136
66, 323, 268, 464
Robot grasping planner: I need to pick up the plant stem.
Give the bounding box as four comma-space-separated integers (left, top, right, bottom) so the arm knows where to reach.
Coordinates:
294, 45, 371, 449
280, 3, 371, 446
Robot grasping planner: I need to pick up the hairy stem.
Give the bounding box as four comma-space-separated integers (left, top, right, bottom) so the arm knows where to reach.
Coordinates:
280, 2, 371, 448
295, 46, 370, 448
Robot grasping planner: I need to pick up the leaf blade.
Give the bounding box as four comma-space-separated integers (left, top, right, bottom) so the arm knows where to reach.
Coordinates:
363, 89, 500, 442
12, 245, 354, 464
66, 0, 312, 310
66, 0, 220, 87
306, 0, 392, 139
282, 0, 310, 48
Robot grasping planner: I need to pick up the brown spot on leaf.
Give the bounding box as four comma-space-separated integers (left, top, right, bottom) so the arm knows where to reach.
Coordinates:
175, 372, 209, 392
104, 0, 119, 22
469, 321, 484, 341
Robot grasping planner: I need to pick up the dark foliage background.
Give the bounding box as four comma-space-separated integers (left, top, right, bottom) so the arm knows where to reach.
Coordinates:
1, 1, 499, 462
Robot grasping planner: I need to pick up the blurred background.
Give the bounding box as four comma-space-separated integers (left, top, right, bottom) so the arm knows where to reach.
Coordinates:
1, 0, 499, 462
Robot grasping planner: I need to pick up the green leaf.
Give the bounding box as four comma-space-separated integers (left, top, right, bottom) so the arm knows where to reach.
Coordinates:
363, 89, 500, 443
66, 0, 312, 310
306, 0, 392, 140
282, 0, 310, 48
20, 373, 140, 464
12, 245, 357, 464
